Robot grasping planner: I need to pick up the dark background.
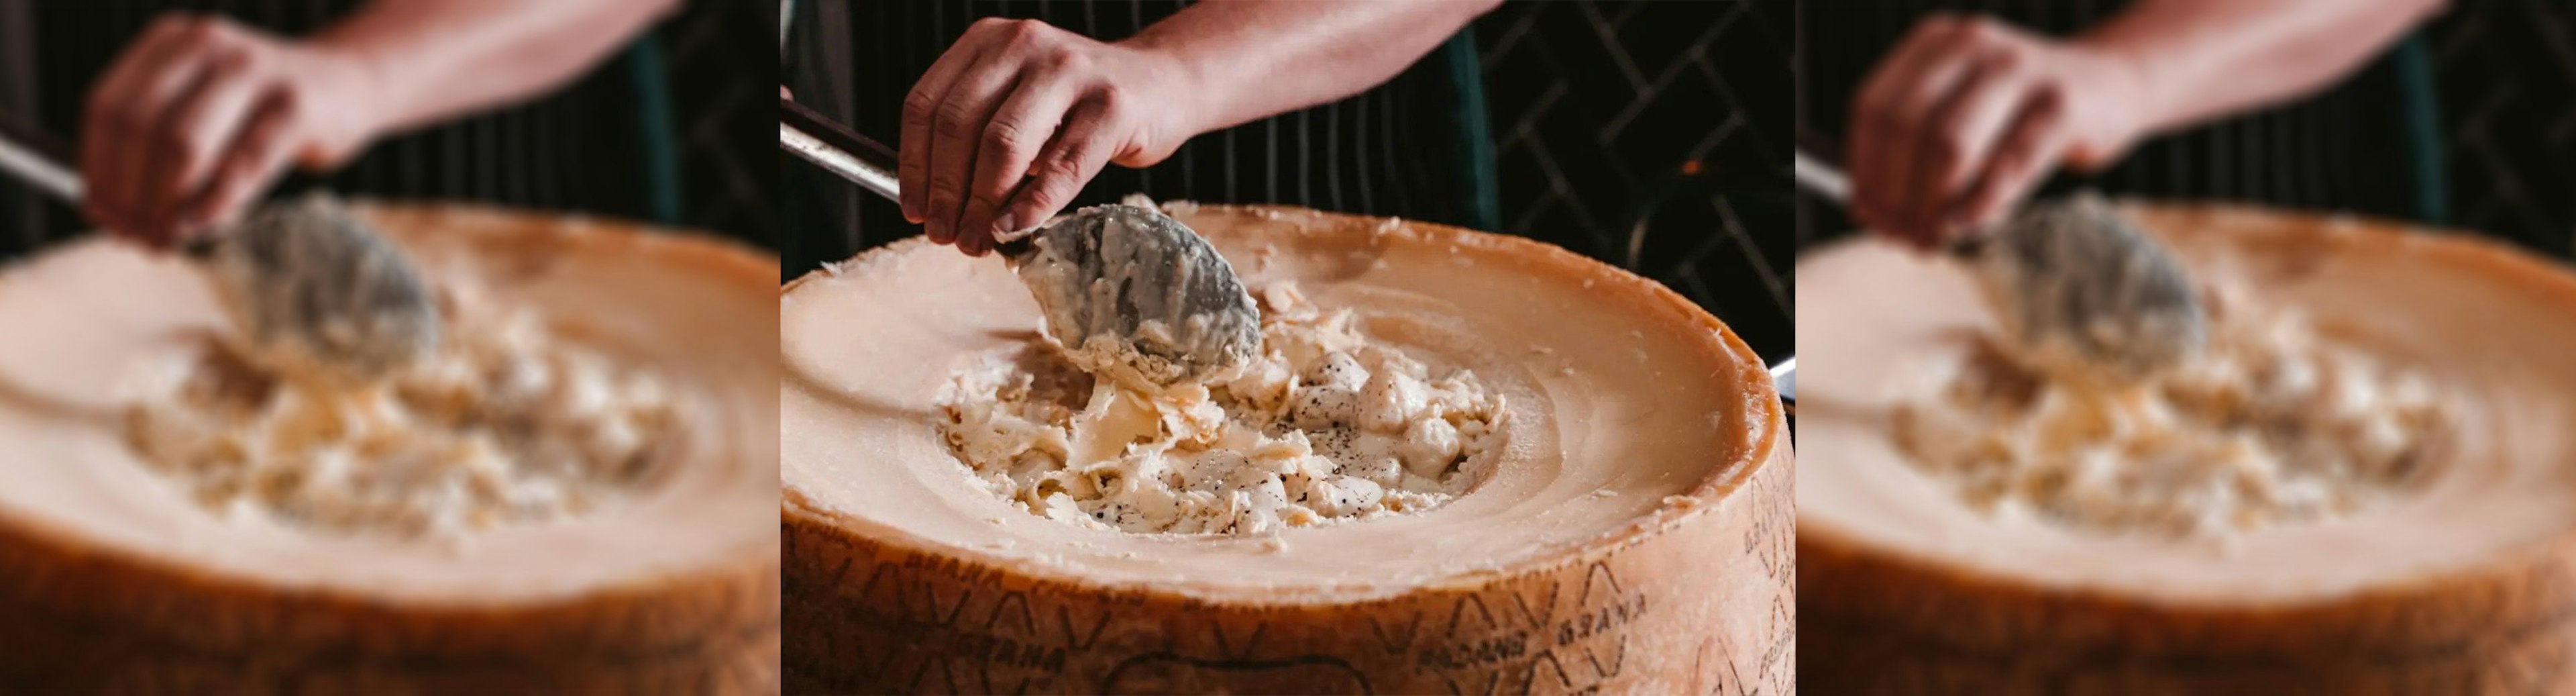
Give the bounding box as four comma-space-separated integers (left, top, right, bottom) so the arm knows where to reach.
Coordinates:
0, 0, 776, 257
1477, 0, 1794, 365
784, 0, 1794, 365
1796, 0, 2576, 261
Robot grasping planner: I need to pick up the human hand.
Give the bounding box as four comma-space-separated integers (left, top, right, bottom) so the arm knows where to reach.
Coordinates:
902, 17, 1196, 256
1847, 13, 2155, 248
84, 13, 382, 249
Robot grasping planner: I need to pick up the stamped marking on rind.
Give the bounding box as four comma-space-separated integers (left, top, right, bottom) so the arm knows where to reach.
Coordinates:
1449, 595, 1501, 636
1746, 464, 1795, 583
1058, 605, 1112, 651
1514, 581, 1563, 632
1096, 652, 1377, 695
1369, 612, 1425, 654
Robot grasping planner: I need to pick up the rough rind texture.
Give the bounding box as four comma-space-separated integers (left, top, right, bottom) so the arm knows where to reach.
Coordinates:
0, 203, 780, 695
782, 205, 1795, 695
1801, 203, 2576, 696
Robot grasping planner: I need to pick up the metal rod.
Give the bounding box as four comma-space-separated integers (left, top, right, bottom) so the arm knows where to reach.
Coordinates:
1792, 150, 1847, 204
781, 121, 898, 203
0, 129, 79, 203
1768, 356, 1795, 403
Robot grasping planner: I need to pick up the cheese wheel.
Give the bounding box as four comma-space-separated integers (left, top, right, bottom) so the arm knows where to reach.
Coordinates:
1799, 203, 2576, 695
0, 204, 780, 693
781, 203, 1793, 694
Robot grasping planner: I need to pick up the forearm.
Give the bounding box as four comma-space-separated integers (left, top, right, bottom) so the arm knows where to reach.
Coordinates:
1127, 0, 1501, 137
2083, 0, 2446, 136
311, 0, 682, 135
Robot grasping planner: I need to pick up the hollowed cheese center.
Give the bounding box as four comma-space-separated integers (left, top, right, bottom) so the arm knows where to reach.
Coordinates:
937, 282, 1505, 534
123, 287, 680, 540
1893, 278, 2451, 537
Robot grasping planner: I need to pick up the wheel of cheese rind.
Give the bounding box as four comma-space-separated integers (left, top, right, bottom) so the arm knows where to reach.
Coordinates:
781, 203, 1794, 694
0, 203, 781, 693
1799, 202, 2576, 695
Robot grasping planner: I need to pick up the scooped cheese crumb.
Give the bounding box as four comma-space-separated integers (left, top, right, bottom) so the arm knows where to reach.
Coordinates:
125, 302, 679, 540
1893, 279, 2451, 537
936, 282, 1505, 534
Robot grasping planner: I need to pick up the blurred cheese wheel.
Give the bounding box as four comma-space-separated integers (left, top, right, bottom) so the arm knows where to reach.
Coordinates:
1800, 203, 2576, 695
0, 204, 780, 693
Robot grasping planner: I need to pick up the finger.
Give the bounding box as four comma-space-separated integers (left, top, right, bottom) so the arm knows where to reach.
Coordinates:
1908, 49, 2025, 246
924, 50, 1026, 249
84, 14, 205, 241
992, 99, 1117, 246
178, 89, 298, 236
1849, 14, 1969, 245
955, 67, 1079, 256
1884, 55, 1987, 248
149, 47, 266, 241
902, 19, 1008, 226
1949, 87, 2070, 234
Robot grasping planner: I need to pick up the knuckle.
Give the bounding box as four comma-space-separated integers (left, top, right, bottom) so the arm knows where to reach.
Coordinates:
1035, 177, 1083, 209
1851, 93, 1887, 123
1983, 44, 2031, 76
1005, 19, 1046, 42
168, 149, 209, 181
1034, 152, 1087, 185
1092, 84, 1129, 111
933, 102, 981, 137
176, 18, 221, 44
148, 13, 200, 39
1865, 101, 1908, 134
902, 90, 939, 120
110, 106, 150, 135
1042, 148, 1087, 175
148, 125, 191, 154
981, 119, 1033, 154
2027, 83, 2070, 115
1923, 137, 1963, 168
1960, 17, 2006, 42
211, 47, 258, 74
269, 87, 307, 117
83, 96, 121, 130
1042, 46, 1087, 72
926, 180, 964, 205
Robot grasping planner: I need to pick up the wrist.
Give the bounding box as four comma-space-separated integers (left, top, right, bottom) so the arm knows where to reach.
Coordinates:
297, 36, 399, 162
2059, 38, 2161, 169
1113, 36, 1213, 148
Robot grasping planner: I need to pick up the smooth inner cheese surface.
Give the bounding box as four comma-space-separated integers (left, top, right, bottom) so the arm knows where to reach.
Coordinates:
1799, 205, 2576, 603
784, 203, 1765, 599
0, 206, 777, 604
936, 281, 1505, 534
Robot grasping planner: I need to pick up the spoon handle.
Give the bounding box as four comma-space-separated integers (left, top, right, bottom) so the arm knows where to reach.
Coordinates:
777, 97, 1033, 258
1792, 151, 1849, 205
0, 112, 81, 203
779, 97, 900, 204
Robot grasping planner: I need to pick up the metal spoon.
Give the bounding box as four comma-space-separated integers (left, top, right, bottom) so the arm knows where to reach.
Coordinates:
1794, 151, 2205, 377
0, 119, 439, 381
186, 193, 441, 381
781, 97, 1259, 388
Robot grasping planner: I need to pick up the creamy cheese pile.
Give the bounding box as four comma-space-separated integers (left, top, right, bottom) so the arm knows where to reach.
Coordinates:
1894, 279, 2451, 537
124, 302, 678, 540
936, 282, 1506, 535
